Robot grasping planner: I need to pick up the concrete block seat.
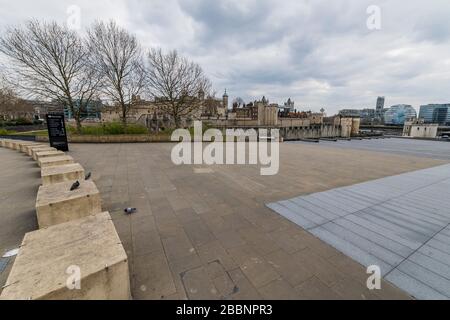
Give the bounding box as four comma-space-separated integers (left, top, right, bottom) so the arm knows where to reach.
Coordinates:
4, 140, 16, 149
31, 147, 57, 159
9, 140, 21, 150
13, 141, 37, 151
38, 155, 74, 167
34, 150, 65, 161
0, 139, 12, 147
26, 145, 52, 156
41, 163, 85, 186
36, 180, 101, 228
20, 142, 45, 153
0, 212, 131, 300
31, 147, 61, 161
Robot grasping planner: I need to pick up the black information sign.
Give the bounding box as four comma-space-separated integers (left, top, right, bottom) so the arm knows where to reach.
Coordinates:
46, 113, 69, 151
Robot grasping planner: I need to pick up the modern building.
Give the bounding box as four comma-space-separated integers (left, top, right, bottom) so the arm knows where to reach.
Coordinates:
338, 109, 361, 118
338, 108, 376, 124
384, 104, 417, 125
418, 104, 450, 125
64, 99, 103, 121
403, 118, 438, 138
376, 96, 385, 119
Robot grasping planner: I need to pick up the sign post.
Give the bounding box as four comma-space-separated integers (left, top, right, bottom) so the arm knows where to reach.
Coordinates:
46, 113, 69, 151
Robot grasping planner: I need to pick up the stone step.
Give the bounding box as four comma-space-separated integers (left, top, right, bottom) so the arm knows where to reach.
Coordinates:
38, 155, 74, 167
12, 141, 36, 151
20, 142, 44, 153
34, 150, 65, 161
0, 212, 130, 300
31, 147, 57, 160
36, 180, 102, 228
41, 163, 85, 186
26, 145, 51, 156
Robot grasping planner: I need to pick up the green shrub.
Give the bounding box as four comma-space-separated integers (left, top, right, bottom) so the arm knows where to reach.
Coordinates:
15, 117, 33, 125
0, 128, 9, 135
68, 122, 148, 135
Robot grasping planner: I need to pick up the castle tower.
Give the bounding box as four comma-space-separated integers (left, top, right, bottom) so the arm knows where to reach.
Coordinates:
222, 89, 229, 111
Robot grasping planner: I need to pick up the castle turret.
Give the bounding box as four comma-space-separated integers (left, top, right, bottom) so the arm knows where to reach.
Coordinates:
222, 89, 229, 111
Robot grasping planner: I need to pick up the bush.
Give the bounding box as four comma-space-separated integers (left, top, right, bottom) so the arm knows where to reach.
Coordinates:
15, 117, 33, 125
69, 122, 148, 135
0, 128, 9, 135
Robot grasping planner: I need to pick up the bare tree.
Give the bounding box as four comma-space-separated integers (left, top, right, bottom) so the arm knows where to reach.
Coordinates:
87, 21, 146, 125
146, 48, 211, 128
0, 20, 101, 132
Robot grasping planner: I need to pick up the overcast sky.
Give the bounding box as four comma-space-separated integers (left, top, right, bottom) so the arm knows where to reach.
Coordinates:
1, 0, 450, 113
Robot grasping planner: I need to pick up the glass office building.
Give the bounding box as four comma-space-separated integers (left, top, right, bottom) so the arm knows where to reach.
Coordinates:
384, 104, 417, 125
63, 99, 103, 121
419, 104, 450, 125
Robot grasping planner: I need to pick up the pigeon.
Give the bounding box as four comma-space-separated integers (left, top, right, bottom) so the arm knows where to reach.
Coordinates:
85, 172, 91, 180
70, 180, 80, 191
124, 208, 137, 214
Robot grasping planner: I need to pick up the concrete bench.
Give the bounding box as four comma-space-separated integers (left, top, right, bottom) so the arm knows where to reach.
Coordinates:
31, 148, 65, 161
4, 140, 16, 149
41, 163, 85, 186
20, 142, 44, 153
0, 212, 130, 300
36, 180, 101, 228
8, 140, 20, 149
26, 145, 51, 156
31, 147, 57, 159
13, 141, 36, 151
38, 155, 74, 167
0, 139, 12, 147
35, 150, 65, 161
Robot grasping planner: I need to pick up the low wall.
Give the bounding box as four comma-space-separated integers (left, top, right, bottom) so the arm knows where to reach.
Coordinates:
36, 134, 172, 143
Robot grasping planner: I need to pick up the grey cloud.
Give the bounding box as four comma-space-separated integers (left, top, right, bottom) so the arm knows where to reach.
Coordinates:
1, 0, 450, 113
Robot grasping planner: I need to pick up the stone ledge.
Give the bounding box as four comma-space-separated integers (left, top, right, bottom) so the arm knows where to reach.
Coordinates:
36, 180, 102, 228
36, 134, 172, 143
20, 142, 44, 153
41, 163, 85, 186
32, 147, 57, 160
35, 150, 65, 161
0, 212, 130, 300
12, 141, 36, 151
38, 155, 74, 167
26, 145, 51, 156
0, 139, 13, 147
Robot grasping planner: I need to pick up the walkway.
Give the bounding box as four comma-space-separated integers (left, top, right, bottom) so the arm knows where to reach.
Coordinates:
0, 147, 39, 291
267, 164, 450, 299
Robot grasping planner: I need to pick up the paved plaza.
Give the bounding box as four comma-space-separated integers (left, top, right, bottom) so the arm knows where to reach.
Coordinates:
0, 148, 39, 289
268, 164, 450, 299
293, 138, 450, 161
1, 139, 448, 299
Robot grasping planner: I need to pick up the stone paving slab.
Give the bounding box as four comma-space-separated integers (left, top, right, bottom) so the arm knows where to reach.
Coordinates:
291, 138, 450, 161
66, 142, 448, 300
1, 212, 130, 300
267, 164, 450, 299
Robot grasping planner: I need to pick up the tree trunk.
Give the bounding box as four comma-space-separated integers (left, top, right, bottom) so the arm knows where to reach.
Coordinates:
173, 115, 181, 129
122, 104, 127, 127
75, 117, 82, 134
69, 102, 82, 134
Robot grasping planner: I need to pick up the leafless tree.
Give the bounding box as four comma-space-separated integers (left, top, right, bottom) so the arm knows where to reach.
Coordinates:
0, 78, 16, 107
146, 48, 211, 128
0, 20, 101, 132
87, 21, 146, 125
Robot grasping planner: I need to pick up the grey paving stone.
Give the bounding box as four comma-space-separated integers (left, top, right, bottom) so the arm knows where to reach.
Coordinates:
267, 163, 450, 300
385, 269, 447, 300
397, 261, 450, 297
